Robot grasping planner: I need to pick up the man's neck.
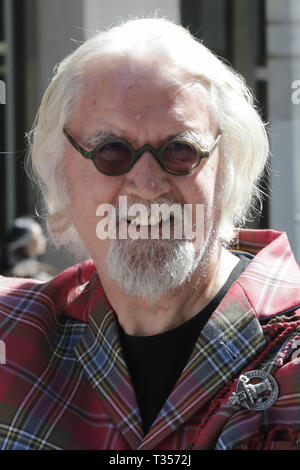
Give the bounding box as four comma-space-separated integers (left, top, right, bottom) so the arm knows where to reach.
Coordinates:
96, 246, 240, 336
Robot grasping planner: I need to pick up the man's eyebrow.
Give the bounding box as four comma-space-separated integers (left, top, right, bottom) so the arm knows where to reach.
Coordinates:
82, 131, 115, 147
176, 130, 215, 149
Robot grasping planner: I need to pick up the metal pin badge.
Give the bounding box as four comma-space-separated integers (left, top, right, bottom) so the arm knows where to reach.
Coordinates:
228, 370, 279, 411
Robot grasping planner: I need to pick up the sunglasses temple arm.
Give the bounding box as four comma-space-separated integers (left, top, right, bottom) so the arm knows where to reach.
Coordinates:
63, 128, 92, 160
209, 134, 222, 156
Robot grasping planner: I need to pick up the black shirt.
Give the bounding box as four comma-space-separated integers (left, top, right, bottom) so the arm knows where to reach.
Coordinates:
118, 255, 251, 434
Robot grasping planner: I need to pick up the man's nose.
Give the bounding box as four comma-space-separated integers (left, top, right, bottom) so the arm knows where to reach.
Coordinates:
123, 151, 171, 200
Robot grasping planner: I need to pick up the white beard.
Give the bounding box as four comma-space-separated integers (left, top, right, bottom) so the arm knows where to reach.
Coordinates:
106, 219, 215, 301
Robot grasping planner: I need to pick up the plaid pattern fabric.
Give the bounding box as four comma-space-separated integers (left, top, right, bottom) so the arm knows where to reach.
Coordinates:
0, 229, 299, 450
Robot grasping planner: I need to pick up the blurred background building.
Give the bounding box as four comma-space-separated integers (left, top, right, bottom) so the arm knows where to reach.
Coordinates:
0, 0, 299, 271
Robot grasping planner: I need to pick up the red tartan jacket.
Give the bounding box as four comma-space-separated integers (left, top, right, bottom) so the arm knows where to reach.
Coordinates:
0, 229, 300, 450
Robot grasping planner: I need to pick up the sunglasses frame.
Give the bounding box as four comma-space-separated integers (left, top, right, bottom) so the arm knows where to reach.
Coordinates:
63, 127, 221, 176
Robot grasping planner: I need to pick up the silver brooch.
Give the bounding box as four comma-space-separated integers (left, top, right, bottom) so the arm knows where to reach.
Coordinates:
228, 370, 279, 411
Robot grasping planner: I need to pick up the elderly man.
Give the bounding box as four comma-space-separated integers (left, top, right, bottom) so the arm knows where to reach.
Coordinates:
0, 18, 300, 451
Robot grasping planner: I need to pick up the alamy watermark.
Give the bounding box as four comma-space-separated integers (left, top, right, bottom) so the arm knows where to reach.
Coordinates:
291, 80, 300, 104
95, 196, 205, 247
0, 340, 6, 364
0, 80, 5, 104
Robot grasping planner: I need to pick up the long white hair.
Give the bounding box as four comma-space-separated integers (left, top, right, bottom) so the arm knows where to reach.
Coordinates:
26, 17, 269, 254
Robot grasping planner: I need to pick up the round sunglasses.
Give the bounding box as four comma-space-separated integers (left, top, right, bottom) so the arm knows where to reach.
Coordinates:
63, 127, 221, 176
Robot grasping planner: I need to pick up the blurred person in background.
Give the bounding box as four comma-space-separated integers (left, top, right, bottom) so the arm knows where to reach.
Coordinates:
0, 216, 56, 281
0, 17, 299, 451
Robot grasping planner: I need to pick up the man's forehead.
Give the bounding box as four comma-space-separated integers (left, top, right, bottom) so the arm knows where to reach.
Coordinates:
69, 57, 214, 144
80, 56, 210, 107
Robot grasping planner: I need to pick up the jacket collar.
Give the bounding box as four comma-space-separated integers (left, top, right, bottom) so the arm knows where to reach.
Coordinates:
65, 229, 300, 449
232, 229, 300, 320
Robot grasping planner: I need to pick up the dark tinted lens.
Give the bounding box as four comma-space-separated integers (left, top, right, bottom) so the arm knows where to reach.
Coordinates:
94, 141, 133, 175
162, 140, 199, 173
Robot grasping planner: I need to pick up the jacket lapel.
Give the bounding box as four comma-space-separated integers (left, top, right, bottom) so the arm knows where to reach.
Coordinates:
72, 275, 144, 449
138, 280, 265, 449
